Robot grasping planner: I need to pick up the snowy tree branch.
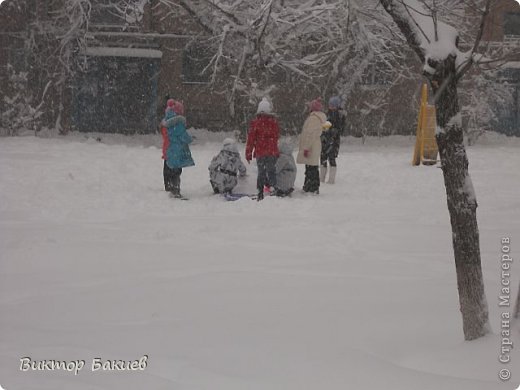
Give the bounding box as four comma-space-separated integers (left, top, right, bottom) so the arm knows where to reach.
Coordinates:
455, 0, 491, 80
379, 0, 426, 61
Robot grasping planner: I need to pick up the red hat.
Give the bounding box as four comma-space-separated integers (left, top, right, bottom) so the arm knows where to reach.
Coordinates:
309, 98, 323, 112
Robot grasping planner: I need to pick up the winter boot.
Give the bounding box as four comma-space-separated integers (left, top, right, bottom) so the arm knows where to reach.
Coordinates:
320, 166, 327, 183
171, 175, 182, 197
327, 166, 337, 184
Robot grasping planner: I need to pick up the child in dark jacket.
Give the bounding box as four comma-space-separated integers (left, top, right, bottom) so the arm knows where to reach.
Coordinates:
209, 138, 247, 194
245, 97, 280, 200
320, 96, 346, 184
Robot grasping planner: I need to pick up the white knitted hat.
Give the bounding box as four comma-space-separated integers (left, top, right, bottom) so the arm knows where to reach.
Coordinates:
223, 138, 235, 146
257, 97, 272, 114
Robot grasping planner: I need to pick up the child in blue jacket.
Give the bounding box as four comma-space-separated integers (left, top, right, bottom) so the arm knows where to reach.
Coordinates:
161, 99, 194, 198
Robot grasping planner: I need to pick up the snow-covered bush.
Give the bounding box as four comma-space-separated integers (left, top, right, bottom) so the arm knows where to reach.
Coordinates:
460, 70, 514, 145
1, 65, 43, 136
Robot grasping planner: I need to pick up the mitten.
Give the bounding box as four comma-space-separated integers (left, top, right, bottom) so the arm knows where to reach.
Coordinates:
303, 149, 310, 158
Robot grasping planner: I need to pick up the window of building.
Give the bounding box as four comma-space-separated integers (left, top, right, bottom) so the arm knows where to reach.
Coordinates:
73, 54, 161, 134
496, 65, 520, 135
500, 66, 520, 83
89, 1, 142, 28
182, 43, 212, 84
504, 12, 520, 37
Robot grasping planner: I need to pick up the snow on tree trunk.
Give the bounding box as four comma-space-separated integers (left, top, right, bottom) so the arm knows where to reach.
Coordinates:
437, 102, 490, 339
432, 51, 489, 344
379, 0, 490, 340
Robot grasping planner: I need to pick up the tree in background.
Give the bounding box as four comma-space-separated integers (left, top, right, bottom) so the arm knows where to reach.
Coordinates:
8, 0, 94, 134
2, 0, 148, 134
460, 69, 513, 144
161, 0, 513, 137
0, 64, 48, 135
2, 0, 515, 136
165, 0, 416, 132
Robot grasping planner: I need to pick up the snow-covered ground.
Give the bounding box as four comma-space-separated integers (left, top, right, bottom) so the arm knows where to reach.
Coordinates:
1, 132, 519, 390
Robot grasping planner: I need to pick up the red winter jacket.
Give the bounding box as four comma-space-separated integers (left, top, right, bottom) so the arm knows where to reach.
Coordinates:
161, 126, 169, 159
245, 114, 280, 161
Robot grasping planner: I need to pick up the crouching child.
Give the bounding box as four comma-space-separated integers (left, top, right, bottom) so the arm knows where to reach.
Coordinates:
209, 138, 247, 194
274, 141, 297, 197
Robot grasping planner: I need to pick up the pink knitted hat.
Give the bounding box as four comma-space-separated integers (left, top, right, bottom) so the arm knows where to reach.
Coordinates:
165, 99, 175, 113
309, 98, 323, 112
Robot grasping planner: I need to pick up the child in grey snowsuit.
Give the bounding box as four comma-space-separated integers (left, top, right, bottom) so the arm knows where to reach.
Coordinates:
209, 138, 247, 194
274, 141, 297, 197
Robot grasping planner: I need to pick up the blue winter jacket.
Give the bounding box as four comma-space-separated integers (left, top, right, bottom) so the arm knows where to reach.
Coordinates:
163, 110, 195, 169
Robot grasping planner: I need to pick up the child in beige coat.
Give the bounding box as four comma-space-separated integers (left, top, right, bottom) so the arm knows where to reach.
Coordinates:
296, 98, 331, 194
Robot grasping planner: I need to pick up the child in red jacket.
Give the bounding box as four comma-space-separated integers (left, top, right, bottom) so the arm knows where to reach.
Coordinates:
245, 98, 280, 200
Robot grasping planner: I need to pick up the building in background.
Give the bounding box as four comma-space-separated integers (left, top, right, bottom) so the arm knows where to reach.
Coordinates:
0, 0, 228, 134
0, 0, 518, 136
482, 0, 520, 135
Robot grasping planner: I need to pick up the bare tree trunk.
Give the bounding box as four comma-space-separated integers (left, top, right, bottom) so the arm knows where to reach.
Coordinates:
433, 57, 489, 340
378, 0, 490, 340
